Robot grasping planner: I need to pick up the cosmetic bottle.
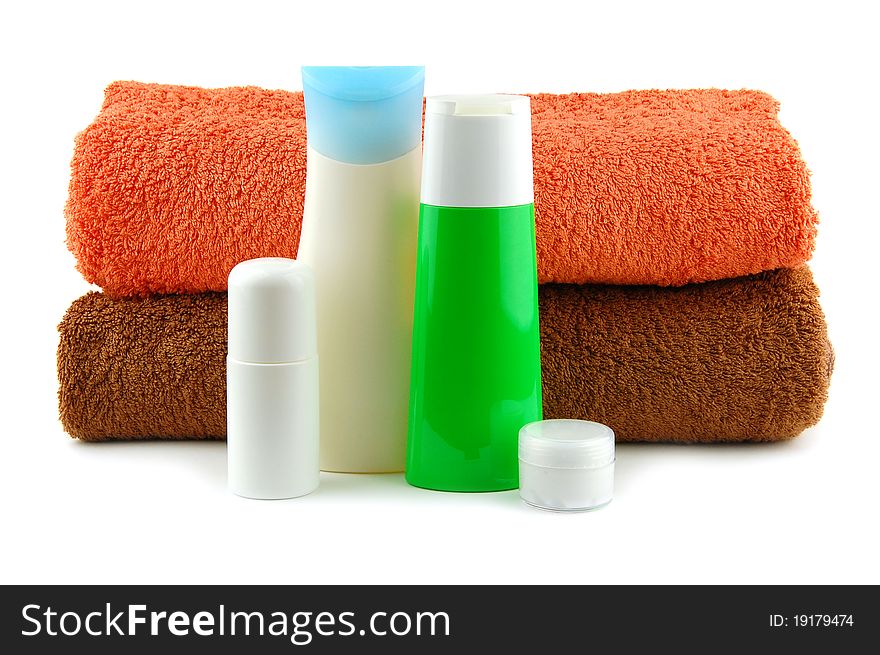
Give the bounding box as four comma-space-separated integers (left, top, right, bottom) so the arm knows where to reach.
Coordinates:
406, 94, 543, 492
227, 258, 319, 499
297, 66, 424, 473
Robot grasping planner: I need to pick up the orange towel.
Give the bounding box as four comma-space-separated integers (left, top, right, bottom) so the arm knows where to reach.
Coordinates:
66, 82, 817, 297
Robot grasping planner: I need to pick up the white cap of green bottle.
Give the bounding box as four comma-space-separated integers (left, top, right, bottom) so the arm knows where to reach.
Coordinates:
421, 94, 534, 208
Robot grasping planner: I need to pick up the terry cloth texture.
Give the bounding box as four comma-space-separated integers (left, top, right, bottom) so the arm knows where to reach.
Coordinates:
57, 292, 228, 440
58, 268, 831, 442
66, 82, 817, 297
540, 266, 832, 442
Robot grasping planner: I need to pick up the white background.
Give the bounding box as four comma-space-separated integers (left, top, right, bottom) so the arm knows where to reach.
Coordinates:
1, 0, 877, 584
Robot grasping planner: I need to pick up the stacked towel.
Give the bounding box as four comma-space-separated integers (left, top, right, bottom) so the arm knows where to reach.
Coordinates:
58, 269, 832, 442
58, 81, 830, 442
66, 82, 816, 296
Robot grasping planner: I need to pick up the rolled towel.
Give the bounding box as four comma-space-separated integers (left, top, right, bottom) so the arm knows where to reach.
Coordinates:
540, 267, 832, 441
58, 268, 831, 442
66, 82, 817, 297
58, 292, 228, 440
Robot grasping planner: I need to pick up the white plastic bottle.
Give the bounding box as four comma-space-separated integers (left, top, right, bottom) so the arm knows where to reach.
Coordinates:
297, 66, 425, 473
227, 258, 319, 499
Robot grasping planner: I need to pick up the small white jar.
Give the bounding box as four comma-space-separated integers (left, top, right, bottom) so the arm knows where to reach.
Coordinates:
518, 420, 615, 512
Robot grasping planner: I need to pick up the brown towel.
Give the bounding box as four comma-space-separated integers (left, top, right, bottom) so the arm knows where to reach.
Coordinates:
58, 267, 831, 442
58, 293, 228, 440
540, 267, 832, 441
66, 82, 817, 297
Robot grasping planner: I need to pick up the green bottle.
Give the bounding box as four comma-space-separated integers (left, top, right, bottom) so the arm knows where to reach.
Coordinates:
406, 95, 542, 492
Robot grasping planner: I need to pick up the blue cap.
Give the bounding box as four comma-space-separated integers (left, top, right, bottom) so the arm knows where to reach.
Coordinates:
301, 66, 425, 165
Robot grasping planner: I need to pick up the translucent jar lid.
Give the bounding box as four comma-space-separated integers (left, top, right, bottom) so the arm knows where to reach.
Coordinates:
519, 420, 615, 469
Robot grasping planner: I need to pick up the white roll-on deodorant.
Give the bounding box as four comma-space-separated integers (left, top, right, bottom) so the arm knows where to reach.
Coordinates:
227, 258, 319, 499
